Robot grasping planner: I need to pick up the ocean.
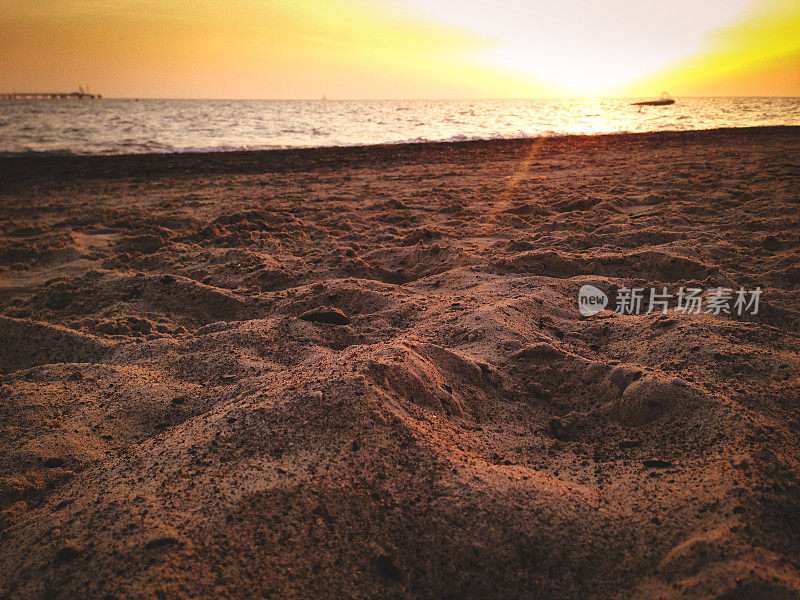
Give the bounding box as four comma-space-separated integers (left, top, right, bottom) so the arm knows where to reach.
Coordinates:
1, 97, 798, 156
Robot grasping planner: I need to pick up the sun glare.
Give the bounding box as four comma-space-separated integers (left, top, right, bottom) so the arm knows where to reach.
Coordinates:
405, 0, 755, 94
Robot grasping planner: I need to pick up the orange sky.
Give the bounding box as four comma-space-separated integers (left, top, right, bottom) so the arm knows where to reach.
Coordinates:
0, 0, 798, 98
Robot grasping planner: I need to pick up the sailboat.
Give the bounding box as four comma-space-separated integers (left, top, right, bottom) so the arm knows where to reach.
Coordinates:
631, 92, 675, 106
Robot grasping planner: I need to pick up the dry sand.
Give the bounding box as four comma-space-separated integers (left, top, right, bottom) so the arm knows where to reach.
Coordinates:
1, 126, 799, 599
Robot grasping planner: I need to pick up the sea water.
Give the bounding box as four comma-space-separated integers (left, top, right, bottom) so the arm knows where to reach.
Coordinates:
1, 97, 798, 155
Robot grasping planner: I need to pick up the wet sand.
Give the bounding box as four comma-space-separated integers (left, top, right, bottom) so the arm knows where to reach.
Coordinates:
1, 126, 799, 599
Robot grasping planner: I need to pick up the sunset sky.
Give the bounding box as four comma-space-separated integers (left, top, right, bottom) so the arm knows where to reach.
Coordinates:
1, 0, 798, 99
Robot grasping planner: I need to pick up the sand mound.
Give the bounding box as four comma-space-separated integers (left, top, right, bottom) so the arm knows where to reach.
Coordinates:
616, 375, 702, 426
0, 316, 112, 373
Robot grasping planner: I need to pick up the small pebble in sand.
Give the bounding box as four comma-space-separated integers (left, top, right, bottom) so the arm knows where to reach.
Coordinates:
618, 439, 643, 449
144, 536, 180, 551
299, 307, 351, 325
55, 543, 82, 563
44, 457, 65, 468
761, 235, 780, 251
643, 459, 673, 468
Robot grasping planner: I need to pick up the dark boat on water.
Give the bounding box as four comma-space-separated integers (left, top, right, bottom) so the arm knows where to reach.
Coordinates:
632, 92, 675, 106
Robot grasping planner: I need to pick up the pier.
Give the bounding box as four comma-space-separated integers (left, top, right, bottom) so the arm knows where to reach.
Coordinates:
0, 90, 101, 100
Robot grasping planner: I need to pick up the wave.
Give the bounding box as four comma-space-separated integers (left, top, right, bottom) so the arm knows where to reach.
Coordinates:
1, 96, 798, 156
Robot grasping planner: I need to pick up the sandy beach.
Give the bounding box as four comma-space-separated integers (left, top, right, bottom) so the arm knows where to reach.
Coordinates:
1, 126, 799, 599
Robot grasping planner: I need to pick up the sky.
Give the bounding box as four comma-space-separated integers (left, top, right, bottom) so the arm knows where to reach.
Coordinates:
0, 0, 798, 98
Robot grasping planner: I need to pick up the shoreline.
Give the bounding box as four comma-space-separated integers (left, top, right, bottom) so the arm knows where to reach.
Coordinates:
1, 125, 798, 187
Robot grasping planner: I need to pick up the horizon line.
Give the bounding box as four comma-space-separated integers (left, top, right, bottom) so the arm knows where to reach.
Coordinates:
4, 95, 799, 101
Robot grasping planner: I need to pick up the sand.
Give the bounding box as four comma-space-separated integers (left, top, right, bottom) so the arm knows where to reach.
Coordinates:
1, 126, 799, 599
